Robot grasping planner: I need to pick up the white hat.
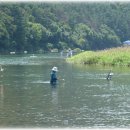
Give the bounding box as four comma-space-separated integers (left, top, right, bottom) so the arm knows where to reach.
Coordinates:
52, 67, 58, 71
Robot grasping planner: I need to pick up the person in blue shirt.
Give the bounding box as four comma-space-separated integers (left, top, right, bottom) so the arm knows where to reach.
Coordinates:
50, 67, 58, 85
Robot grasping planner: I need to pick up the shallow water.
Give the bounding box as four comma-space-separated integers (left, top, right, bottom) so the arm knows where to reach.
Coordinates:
0, 53, 130, 128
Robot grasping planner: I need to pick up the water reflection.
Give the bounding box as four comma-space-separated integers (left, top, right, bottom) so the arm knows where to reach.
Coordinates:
51, 86, 58, 107
107, 80, 114, 87
0, 85, 4, 109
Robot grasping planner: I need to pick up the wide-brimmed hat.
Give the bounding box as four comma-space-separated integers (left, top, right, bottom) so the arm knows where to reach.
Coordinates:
52, 67, 58, 71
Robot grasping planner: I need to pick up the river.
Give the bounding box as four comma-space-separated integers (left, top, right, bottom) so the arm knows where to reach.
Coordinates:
0, 53, 130, 128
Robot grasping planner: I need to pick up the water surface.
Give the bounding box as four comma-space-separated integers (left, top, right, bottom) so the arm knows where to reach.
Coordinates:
0, 53, 130, 128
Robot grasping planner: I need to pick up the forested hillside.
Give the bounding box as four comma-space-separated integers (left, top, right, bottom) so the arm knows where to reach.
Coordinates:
0, 2, 130, 54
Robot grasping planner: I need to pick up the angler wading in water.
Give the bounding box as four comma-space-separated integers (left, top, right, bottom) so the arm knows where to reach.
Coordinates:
50, 67, 58, 85
106, 70, 114, 80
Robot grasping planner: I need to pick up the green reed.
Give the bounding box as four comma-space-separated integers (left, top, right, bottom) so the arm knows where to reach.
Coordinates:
67, 47, 130, 66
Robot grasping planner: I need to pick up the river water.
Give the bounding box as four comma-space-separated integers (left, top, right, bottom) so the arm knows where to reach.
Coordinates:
0, 53, 130, 128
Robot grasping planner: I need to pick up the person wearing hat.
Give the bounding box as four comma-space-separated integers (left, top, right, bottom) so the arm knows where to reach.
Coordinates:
50, 66, 58, 85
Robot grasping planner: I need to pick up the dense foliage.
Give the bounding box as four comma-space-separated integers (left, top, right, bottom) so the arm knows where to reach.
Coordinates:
0, 2, 130, 53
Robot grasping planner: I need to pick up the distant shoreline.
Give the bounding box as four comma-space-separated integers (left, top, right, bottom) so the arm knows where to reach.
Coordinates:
66, 46, 130, 67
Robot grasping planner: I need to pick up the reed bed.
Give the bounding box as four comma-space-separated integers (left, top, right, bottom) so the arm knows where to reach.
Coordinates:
67, 47, 130, 66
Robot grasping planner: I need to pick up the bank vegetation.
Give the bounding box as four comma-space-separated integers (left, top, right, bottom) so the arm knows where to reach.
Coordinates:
67, 47, 130, 67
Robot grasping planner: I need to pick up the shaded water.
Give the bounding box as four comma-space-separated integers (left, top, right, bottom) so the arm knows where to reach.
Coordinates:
0, 53, 130, 128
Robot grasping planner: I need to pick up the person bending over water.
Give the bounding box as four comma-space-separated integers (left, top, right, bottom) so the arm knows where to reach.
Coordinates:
106, 70, 113, 80
50, 67, 58, 85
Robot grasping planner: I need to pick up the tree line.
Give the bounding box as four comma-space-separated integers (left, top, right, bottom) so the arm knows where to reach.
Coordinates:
0, 2, 130, 54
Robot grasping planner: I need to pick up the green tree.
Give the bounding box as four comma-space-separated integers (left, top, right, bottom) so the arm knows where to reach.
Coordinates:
0, 21, 9, 52
12, 5, 27, 52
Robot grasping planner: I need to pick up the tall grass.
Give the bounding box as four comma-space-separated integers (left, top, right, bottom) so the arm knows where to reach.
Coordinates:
66, 47, 130, 67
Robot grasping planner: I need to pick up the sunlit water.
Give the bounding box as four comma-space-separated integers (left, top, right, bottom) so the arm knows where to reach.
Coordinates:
0, 53, 130, 128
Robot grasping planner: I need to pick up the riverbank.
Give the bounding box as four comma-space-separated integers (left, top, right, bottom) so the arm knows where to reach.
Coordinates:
66, 47, 130, 66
